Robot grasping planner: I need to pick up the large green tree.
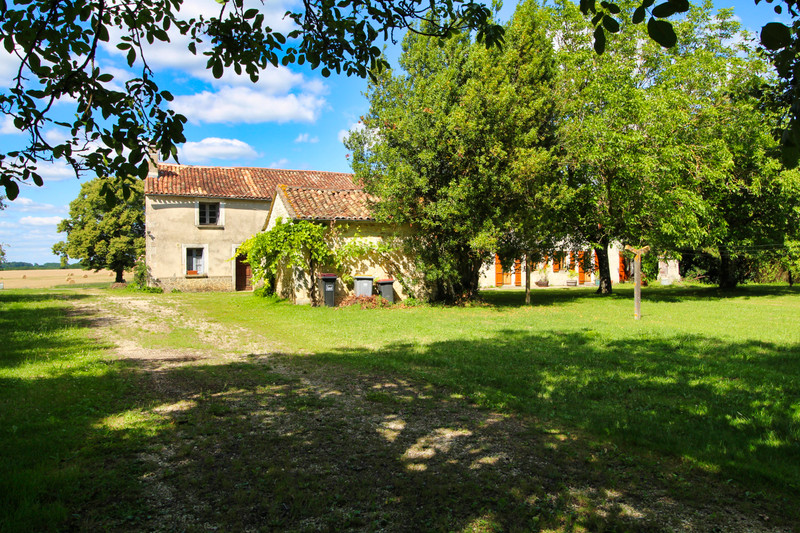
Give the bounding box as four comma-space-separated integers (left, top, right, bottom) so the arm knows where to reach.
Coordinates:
577, 0, 800, 168
347, 2, 554, 302
675, 62, 800, 288
0, 196, 6, 264
549, 0, 791, 293
0, 0, 502, 202
53, 178, 145, 282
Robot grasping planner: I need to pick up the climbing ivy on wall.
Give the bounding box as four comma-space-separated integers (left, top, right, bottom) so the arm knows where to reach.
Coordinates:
237, 219, 334, 304
238, 219, 411, 303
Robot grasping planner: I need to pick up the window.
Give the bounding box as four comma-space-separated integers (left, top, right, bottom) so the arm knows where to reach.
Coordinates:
198, 202, 220, 225
186, 247, 205, 275
552, 251, 566, 272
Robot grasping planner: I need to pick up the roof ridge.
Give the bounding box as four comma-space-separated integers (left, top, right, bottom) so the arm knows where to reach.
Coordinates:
157, 162, 353, 176
281, 185, 367, 193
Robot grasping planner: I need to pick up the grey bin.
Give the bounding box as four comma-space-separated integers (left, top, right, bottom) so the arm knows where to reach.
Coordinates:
319, 274, 337, 307
354, 276, 374, 297
376, 279, 395, 303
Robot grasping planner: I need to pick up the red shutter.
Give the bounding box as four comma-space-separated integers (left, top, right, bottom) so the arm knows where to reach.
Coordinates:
495, 254, 503, 286
619, 251, 627, 282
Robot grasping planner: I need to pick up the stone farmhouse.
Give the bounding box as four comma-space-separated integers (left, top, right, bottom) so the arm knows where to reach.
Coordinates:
143, 163, 360, 293
144, 162, 678, 300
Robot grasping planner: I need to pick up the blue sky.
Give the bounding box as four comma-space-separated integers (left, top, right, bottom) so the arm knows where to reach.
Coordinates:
0, 0, 791, 264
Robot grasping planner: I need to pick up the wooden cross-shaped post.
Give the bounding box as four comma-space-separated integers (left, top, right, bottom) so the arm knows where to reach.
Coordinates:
625, 245, 650, 320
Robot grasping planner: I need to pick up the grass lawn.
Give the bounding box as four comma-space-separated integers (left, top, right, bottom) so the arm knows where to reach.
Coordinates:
1, 283, 798, 531
0, 290, 155, 531
191, 284, 800, 496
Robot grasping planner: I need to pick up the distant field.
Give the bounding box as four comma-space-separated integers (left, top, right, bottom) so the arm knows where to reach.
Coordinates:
0, 268, 118, 289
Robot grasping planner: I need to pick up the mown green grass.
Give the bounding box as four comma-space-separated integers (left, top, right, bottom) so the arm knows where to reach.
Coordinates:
2, 284, 798, 531
190, 284, 800, 500
0, 290, 165, 532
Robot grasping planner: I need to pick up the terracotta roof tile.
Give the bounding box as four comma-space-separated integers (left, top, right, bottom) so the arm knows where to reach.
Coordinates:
145, 164, 359, 200
278, 185, 376, 221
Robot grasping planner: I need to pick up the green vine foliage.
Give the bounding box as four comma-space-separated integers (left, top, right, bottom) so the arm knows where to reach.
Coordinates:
327, 225, 415, 295
239, 219, 413, 302
237, 219, 335, 301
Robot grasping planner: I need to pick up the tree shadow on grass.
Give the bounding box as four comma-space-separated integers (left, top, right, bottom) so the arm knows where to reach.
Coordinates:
3, 301, 798, 531
90, 341, 797, 532
0, 291, 114, 370
311, 329, 800, 503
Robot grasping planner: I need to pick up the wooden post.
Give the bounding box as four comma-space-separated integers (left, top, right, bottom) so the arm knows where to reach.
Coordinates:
524, 254, 531, 305
634, 252, 642, 319
625, 245, 650, 320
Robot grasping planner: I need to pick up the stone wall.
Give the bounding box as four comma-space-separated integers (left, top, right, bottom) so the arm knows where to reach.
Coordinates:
151, 275, 233, 293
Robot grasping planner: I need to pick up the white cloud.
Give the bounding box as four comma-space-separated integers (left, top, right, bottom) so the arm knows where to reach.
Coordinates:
171, 86, 325, 124
294, 133, 319, 143
0, 221, 18, 228
43, 128, 70, 146
0, 47, 20, 87
180, 138, 258, 163
338, 122, 365, 144
202, 65, 312, 93
12, 198, 61, 212
19, 216, 63, 226
33, 160, 77, 182
102, 0, 299, 79
269, 158, 290, 168
0, 116, 21, 135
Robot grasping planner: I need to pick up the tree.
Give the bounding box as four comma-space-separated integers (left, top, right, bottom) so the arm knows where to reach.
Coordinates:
683, 86, 800, 288
347, 3, 554, 302
548, 0, 688, 294
0, 0, 503, 202
548, 1, 787, 294
0, 196, 5, 264
577, 0, 800, 168
53, 178, 145, 282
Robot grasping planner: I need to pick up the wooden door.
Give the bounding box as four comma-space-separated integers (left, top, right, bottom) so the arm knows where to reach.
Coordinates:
514, 259, 522, 286
495, 254, 504, 286
235, 255, 252, 291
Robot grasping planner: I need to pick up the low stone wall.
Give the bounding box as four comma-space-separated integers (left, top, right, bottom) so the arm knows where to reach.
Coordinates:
151, 276, 233, 292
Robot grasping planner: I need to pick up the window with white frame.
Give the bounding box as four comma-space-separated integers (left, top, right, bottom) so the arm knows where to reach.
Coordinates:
186, 247, 205, 275
198, 202, 220, 226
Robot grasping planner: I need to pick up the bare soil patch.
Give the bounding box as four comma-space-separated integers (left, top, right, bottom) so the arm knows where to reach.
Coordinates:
73, 293, 794, 532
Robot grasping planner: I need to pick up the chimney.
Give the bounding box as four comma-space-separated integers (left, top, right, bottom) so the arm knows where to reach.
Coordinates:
147, 145, 159, 179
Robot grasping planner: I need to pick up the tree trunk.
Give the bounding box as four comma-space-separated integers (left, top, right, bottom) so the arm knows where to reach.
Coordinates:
594, 240, 612, 295
115, 269, 124, 283
524, 254, 531, 305
789, 270, 794, 287
718, 246, 738, 290
308, 259, 319, 306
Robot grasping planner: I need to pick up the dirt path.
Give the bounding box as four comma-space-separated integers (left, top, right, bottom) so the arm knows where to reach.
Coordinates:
77, 293, 793, 532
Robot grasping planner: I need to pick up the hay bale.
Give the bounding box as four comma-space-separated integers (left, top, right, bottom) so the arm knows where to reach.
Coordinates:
83, 274, 88, 278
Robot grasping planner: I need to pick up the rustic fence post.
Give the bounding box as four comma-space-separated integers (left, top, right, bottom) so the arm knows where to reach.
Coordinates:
625, 245, 650, 320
